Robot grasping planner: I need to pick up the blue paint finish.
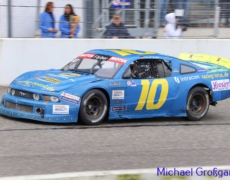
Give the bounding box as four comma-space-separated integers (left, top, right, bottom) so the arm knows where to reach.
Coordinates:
1, 49, 230, 123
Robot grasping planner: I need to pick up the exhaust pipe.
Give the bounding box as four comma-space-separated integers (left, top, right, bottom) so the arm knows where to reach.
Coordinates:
36, 107, 43, 114
36, 108, 44, 118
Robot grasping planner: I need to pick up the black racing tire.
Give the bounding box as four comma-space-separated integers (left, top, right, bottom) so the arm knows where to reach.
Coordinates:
79, 89, 108, 125
186, 87, 210, 121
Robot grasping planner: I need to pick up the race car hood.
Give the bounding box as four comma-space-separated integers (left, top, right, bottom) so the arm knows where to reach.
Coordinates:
11, 70, 101, 92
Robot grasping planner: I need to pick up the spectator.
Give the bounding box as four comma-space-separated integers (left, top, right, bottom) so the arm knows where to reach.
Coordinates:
164, 13, 182, 39
173, 0, 190, 22
59, 4, 80, 38
160, 0, 170, 26
39, 2, 57, 38
220, 0, 230, 27
105, 14, 131, 39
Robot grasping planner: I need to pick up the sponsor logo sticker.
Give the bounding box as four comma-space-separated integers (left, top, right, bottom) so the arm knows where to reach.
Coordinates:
180, 75, 200, 81
108, 57, 127, 64
202, 72, 229, 79
211, 79, 230, 91
127, 80, 136, 86
36, 76, 61, 84
173, 69, 179, 73
77, 53, 95, 59
112, 90, 124, 99
110, 82, 122, 86
92, 54, 110, 61
112, 106, 127, 111
17, 81, 55, 91
53, 105, 69, 114
60, 74, 81, 77
61, 92, 80, 104
174, 77, 180, 83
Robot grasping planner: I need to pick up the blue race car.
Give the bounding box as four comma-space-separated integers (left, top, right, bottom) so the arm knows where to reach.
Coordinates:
1, 49, 230, 125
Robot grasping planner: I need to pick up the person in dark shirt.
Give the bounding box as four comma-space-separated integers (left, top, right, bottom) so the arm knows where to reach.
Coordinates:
105, 14, 131, 39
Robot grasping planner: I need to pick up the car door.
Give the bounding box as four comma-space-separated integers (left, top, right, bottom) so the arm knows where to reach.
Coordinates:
120, 59, 180, 118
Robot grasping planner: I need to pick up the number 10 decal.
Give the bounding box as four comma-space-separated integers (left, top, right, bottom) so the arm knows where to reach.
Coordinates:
135, 79, 169, 110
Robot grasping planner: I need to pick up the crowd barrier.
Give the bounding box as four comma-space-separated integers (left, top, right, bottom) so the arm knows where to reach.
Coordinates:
0, 38, 230, 86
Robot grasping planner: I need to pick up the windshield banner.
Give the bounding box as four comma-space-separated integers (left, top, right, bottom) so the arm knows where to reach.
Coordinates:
77, 53, 127, 64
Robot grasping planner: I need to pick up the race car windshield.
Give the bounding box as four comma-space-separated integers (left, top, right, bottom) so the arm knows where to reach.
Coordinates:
61, 58, 123, 78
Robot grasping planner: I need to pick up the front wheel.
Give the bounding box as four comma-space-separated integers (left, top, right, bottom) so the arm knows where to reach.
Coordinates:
79, 89, 108, 125
186, 87, 210, 121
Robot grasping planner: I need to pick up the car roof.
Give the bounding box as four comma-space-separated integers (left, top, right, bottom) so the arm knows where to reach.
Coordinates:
86, 49, 177, 62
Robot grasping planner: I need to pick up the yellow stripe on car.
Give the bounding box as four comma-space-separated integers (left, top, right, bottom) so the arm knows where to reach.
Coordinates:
179, 53, 230, 69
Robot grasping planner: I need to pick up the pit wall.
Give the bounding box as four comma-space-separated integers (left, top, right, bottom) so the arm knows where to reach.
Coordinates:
0, 38, 229, 86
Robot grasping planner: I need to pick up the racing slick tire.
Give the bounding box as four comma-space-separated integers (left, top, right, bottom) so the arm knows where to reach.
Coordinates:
186, 87, 210, 121
79, 89, 108, 125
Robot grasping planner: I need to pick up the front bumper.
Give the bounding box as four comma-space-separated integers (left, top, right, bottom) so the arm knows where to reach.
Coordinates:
0, 93, 79, 123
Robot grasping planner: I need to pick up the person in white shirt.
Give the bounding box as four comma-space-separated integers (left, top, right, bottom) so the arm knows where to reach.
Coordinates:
164, 13, 183, 39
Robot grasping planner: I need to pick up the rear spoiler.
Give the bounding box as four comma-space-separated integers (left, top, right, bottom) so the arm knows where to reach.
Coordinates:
179, 53, 230, 69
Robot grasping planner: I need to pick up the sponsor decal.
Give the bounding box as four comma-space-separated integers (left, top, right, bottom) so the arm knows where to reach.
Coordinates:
173, 69, 179, 73
110, 82, 122, 86
17, 81, 55, 91
211, 79, 230, 91
61, 92, 80, 104
174, 77, 180, 83
112, 106, 127, 111
180, 75, 200, 82
44, 77, 60, 84
36, 76, 61, 84
92, 54, 110, 61
78, 53, 111, 61
202, 72, 229, 79
77, 53, 95, 59
131, 81, 136, 87
127, 80, 136, 86
53, 105, 69, 114
112, 90, 125, 99
60, 74, 81, 77
108, 57, 127, 64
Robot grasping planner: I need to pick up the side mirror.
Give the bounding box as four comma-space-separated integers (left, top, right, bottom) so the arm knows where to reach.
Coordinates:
122, 67, 131, 79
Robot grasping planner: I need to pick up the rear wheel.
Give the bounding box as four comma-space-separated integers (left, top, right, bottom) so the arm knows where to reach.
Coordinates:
186, 87, 209, 121
79, 89, 108, 125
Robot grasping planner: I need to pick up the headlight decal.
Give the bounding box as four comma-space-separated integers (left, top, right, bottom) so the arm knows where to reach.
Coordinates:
43, 95, 60, 102
33, 94, 40, 101
7, 88, 11, 94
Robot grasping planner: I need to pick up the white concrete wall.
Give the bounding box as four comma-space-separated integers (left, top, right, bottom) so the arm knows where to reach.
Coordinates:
0, 38, 230, 86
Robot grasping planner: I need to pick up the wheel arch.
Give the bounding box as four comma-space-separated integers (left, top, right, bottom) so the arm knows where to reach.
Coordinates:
80, 87, 111, 121
81, 87, 110, 105
188, 83, 213, 102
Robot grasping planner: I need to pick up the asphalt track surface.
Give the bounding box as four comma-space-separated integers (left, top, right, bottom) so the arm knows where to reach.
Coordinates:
0, 86, 230, 177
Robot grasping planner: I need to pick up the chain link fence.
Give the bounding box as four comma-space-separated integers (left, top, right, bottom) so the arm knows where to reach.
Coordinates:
1, 0, 229, 38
